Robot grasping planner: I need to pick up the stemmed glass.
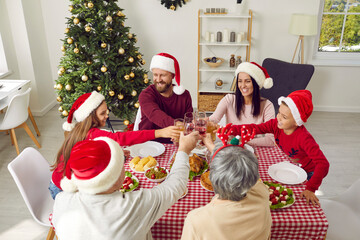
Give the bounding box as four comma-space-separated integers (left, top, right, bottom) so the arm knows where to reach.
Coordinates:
173, 118, 184, 147
194, 111, 207, 137
184, 112, 195, 135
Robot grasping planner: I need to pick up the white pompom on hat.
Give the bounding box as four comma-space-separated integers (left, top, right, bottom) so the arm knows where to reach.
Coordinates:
62, 91, 105, 131
235, 62, 273, 89
60, 137, 124, 194
150, 53, 185, 95
278, 90, 313, 126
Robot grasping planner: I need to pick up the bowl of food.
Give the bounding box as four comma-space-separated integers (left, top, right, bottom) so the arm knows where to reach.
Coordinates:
203, 57, 224, 68
144, 166, 168, 183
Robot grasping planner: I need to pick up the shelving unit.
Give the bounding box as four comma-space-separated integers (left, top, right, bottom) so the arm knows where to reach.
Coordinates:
197, 9, 253, 112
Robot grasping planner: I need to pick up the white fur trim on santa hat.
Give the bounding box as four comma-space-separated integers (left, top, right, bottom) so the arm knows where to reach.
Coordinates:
61, 137, 124, 194
150, 55, 175, 74
263, 77, 273, 89
60, 175, 78, 192
74, 91, 105, 122
62, 122, 76, 132
278, 96, 304, 126
235, 62, 273, 89
173, 85, 185, 95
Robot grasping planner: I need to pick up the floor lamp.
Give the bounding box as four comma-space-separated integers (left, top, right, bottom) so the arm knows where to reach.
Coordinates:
289, 14, 317, 64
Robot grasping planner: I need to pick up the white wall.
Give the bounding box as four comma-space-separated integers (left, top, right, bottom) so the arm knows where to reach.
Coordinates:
2, 0, 360, 113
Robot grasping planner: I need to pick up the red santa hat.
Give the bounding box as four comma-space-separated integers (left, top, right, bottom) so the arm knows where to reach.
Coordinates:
62, 91, 105, 131
60, 137, 124, 194
149, 52, 185, 95
278, 90, 313, 126
235, 62, 273, 89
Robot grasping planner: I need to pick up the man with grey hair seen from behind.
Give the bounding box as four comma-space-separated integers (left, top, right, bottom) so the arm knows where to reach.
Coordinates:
181, 132, 272, 240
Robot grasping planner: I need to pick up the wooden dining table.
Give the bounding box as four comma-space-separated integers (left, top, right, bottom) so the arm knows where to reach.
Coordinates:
124, 144, 328, 240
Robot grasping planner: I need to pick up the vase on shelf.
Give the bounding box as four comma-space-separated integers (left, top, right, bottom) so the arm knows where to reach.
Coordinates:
229, 54, 236, 68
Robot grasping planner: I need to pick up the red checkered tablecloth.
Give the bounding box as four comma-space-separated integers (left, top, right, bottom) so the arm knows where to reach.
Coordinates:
124, 144, 328, 240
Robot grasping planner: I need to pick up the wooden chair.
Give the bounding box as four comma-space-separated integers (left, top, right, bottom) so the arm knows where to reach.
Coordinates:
261, 58, 314, 113
8, 147, 56, 240
0, 88, 41, 155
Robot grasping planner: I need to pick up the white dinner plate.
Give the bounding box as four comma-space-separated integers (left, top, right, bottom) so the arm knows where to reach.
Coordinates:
268, 162, 307, 184
128, 141, 165, 158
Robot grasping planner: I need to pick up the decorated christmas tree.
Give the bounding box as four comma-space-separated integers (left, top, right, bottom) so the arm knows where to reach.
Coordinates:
55, 0, 149, 126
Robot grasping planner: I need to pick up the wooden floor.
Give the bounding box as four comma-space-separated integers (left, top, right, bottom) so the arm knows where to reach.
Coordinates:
0, 106, 360, 239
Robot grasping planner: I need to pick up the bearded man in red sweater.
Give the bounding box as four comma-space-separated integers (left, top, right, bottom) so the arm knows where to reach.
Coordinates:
138, 53, 193, 143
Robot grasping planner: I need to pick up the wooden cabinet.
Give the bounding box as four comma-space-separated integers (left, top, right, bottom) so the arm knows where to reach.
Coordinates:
197, 9, 253, 112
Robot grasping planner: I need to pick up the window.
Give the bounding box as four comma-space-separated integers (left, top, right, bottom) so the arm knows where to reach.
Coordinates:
312, 0, 360, 66
0, 32, 11, 78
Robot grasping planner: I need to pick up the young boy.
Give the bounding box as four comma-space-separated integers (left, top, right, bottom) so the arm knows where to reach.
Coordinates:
232, 90, 329, 206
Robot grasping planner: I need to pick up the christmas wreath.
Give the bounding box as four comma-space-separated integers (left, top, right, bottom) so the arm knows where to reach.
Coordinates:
161, 0, 188, 11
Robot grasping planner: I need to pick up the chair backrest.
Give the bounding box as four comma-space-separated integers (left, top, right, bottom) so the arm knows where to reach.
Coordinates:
133, 106, 141, 131
261, 58, 314, 113
8, 147, 54, 227
0, 87, 31, 129
333, 178, 360, 215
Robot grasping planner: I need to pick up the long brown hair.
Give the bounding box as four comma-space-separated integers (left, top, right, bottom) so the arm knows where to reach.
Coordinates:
51, 103, 104, 175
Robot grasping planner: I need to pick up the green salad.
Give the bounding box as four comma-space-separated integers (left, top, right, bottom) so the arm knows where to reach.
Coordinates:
263, 181, 295, 209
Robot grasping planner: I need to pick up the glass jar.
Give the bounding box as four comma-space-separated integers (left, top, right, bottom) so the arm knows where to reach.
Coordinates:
229, 54, 236, 68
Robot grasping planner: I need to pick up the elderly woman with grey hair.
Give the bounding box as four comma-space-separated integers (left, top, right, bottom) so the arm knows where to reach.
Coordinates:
181, 135, 272, 240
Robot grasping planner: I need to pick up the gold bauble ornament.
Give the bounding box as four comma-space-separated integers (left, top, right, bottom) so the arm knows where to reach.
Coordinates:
101, 66, 107, 72
97, 85, 102, 91
69, 5, 74, 12
123, 120, 130, 126
134, 37, 138, 43
65, 84, 72, 91
58, 106, 63, 112
109, 90, 115, 96
106, 16, 113, 22
53, 84, 57, 89
141, 59, 146, 65
81, 75, 88, 82
144, 78, 149, 84
216, 79, 223, 86
128, 33, 133, 39
65, 28, 70, 33
101, 43, 107, 48
131, 90, 137, 96
118, 48, 125, 54
58, 67, 65, 76
129, 72, 135, 78
170, 4, 176, 10
74, 48, 79, 54
56, 96, 62, 102
107, 27, 113, 31
117, 11, 124, 17
56, 84, 63, 90
73, 18, 80, 24
61, 45, 65, 52
88, 2, 94, 8
122, 22, 125, 27
124, 75, 130, 80
128, 57, 134, 63
118, 94, 124, 100
137, 54, 142, 60
144, 73, 148, 79
86, 60, 92, 65
134, 102, 140, 108
67, 38, 73, 44
85, 26, 91, 32
62, 110, 69, 117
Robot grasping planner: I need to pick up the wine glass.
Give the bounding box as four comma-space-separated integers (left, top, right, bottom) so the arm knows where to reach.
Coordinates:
184, 112, 194, 135
195, 112, 207, 137
206, 119, 217, 142
173, 118, 184, 147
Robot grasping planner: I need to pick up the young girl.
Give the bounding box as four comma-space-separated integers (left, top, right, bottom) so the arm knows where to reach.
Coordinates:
209, 62, 275, 146
49, 91, 180, 199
